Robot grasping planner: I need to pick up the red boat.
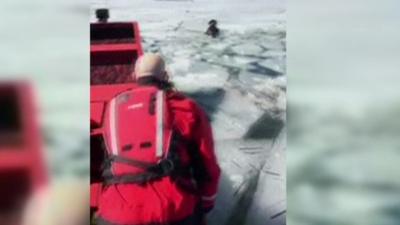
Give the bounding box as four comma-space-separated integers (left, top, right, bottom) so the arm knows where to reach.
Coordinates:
90, 22, 144, 211
0, 82, 46, 219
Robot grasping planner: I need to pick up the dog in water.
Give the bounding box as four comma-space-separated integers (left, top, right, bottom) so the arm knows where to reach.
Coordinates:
206, 19, 220, 38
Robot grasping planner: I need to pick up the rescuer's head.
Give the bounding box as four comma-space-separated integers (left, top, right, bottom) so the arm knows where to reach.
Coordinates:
134, 53, 168, 82
133, 53, 173, 90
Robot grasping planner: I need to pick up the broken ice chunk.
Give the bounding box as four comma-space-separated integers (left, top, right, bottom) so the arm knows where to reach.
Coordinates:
231, 43, 264, 56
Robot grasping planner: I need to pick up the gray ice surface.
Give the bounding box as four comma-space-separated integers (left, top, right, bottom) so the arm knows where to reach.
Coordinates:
288, 0, 400, 225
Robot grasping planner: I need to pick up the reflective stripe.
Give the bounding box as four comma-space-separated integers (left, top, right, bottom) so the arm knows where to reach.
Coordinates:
201, 194, 217, 201
109, 97, 119, 155
155, 90, 164, 158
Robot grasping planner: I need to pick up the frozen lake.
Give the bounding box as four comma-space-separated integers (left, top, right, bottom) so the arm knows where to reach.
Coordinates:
91, 0, 286, 224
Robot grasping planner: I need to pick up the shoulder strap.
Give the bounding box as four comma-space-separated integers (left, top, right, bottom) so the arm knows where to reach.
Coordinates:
155, 90, 165, 158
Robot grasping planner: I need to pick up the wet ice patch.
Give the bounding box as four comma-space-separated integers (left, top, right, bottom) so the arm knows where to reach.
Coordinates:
258, 58, 285, 75
211, 88, 264, 139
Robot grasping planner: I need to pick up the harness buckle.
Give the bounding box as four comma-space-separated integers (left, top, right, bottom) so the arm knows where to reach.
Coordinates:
159, 159, 175, 175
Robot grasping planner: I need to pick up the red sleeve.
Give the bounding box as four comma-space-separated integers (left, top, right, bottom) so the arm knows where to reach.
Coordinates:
192, 104, 221, 212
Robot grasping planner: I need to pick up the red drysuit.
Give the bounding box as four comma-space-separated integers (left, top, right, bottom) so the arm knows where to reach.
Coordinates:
96, 85, 221, 225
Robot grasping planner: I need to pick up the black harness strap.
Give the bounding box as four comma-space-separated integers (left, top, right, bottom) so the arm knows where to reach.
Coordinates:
103, 130, 188, 186
109, 155, 155, 169
104, 157, 177, 185
104, 173, 162, 185
101, 155, 156, 179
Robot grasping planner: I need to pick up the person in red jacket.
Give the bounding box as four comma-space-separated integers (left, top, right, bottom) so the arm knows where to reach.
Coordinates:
96, 53, 221, 225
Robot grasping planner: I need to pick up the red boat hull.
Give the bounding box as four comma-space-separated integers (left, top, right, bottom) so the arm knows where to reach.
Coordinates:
0, 82, 46, 214
90, 22, 144, 209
